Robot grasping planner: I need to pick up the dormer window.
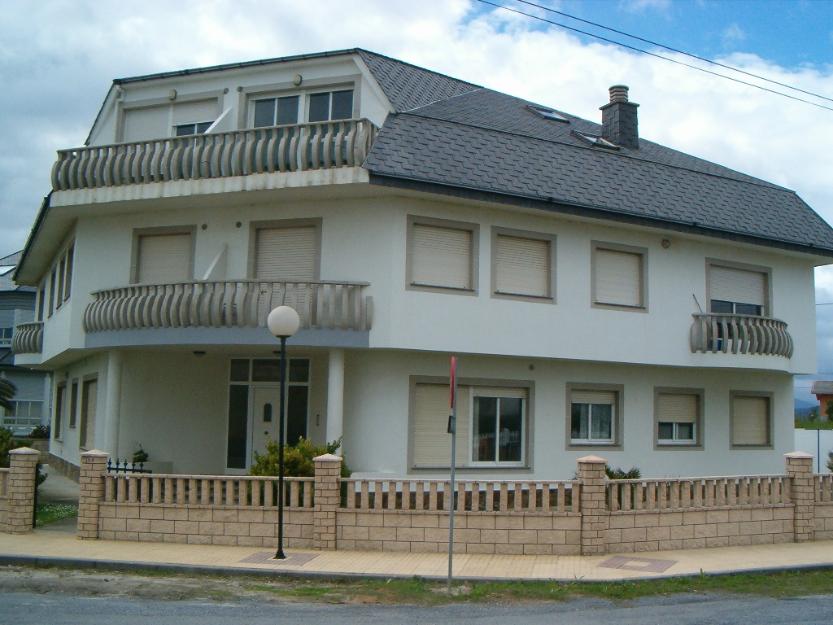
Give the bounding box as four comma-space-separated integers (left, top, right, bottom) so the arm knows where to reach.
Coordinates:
308, 89, 353, 122
251, 89, 354, 128
254, 95, 300, 127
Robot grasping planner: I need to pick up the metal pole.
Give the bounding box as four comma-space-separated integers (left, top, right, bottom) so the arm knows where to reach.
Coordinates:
447, 366, 457, 591
275, 336, 288, 560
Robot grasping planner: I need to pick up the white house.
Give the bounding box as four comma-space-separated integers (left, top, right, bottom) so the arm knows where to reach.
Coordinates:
11, 49, 832, 479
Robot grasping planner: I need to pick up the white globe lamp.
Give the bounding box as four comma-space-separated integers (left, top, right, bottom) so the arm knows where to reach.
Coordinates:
267, 305, 301, 338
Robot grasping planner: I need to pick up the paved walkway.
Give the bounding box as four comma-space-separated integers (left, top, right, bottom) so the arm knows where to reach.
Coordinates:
38, 466, 79, 505
1, 526, 833, 581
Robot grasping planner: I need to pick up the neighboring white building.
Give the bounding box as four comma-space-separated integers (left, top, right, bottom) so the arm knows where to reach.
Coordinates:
0, 251, 50, 435
11, 49, 833, 478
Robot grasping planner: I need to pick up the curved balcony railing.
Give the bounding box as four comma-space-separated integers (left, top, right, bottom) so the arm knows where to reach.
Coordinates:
83, 280, 372, 334
690, 313, 793, 358
51, 119, 377, 191
11, 321, 43, 354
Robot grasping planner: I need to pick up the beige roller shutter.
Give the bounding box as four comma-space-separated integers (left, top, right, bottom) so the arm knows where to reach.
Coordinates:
709, 266, 766, 307
657, 393, 698, 423
411, 224, 472, 290
495, 235, 550, 297
571, 390, 616, 405
122, 105, 169, 142
255, 226, 317, 280
412, 383, 469, 467
732, 396, 769, 446
172, 99, 218, 125
136, 233, 192, 284
594, 248, 642, 307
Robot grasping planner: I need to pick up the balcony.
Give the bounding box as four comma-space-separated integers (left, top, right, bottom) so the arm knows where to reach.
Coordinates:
689, 313, 793, 358
51, 119, 377, 191
11, 322, 43, 355
83, 280, 372, 334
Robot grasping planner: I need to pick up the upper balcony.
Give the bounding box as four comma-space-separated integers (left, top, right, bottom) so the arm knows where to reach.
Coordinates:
51, 119, 377, 193
689, 313, 793, 358
82, 279, 372, 349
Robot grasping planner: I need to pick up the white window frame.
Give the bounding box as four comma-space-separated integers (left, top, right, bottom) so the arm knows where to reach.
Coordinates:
566, 384, 623, 450
0, 327, 12, 346
654, 388, 703, 449
249, 92, 303, 128
305, 88, 355, 122
248, 85, 355, 128
468, 387, 527, 468
706, 259, 771, 318
570, 401, 615, 445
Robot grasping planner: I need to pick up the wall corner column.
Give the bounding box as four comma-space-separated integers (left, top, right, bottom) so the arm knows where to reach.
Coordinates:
577, 455, 609, 556
785, 451, 815, 543
103, 351, 123, 459
77, 450, 109, 540
325, 349, 345, 444
4, 448, 40, 534
313, 453, 342, 550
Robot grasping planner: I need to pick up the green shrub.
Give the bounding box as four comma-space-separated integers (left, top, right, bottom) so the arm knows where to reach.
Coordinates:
250, 436, 350, 478
0, 427, 15, 468
605, 465, 641, 480
29, 425, 50, 439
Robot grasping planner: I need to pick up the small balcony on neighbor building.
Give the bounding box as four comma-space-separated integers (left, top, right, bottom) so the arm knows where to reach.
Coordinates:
10, 321, 43, 355
689, 313, 793, 358
50, 119, 377, 193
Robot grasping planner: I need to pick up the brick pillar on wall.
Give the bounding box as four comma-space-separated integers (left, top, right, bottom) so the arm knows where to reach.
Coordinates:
785, 451, 815, 543
313, 453, 342, 550
77, 450, 108, 540
577, 455, 609, 556
5, 447, 40, 534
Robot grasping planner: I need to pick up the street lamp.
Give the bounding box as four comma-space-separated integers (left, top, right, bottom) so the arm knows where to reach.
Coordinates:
267, 305, 301, 560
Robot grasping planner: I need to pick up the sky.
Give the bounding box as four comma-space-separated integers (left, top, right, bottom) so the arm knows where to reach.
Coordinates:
1, 0, 832, 398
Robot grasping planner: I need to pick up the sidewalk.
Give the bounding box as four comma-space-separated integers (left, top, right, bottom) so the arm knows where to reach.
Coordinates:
2, 525, 833, 582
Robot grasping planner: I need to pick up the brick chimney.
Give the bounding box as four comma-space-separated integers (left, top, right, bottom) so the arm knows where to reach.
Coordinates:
600, 85, 639, 149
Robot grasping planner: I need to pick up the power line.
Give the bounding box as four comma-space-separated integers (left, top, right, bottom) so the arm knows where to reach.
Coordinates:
513, 0, 833, 105
473, 0, 833, 113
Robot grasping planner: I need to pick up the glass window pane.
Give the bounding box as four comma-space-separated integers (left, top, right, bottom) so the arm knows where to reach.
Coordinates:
226, 385, 248, 469
591, 404, 612, 440
498, 397, 523, 462
331, 90, 353, 120
473, 397, 497, 461
308, 92, 330, 122
735, 303, 761, 316
676, 422, 695, 441
276, 96, 299, 125
175, 124, 195, 137
571, 403, 588, 439
658, 422, 674, 440
195, 121, 212, 134
252, 359, 280, 382
287, 386, 309, 445
254, 99, 275, 127
289, 359, 309, 383
710, 299, 734, 313
230, 359, 250, 382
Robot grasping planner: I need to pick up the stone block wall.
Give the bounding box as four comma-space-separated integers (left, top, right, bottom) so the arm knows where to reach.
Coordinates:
336, 510, 581, 555
815, 504, 833, 540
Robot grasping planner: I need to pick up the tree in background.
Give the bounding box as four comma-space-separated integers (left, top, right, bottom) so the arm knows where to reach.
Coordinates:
0, 378, 15, 412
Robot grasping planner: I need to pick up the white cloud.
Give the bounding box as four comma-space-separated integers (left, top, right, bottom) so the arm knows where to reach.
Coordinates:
619, 0, 672, 12
1, 0, 832, 377
721, 23, 747, 47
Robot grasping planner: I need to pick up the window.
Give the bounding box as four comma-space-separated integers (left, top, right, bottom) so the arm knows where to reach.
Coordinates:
471, 389, 526, 464
1, 400, 43, 430
573, 130, 619, 149
0, 327, 11, 346
121, 98, 219, 142
63, 244, 74, 301
528, 105, 568, 122
308, 90, 353, 122
568, 386, 623, 448
69, 380, 79, 429
37, 284, 45, 321
410, 379, 529, 469
251, 221, 319, 281
53, 383, 65, 439
56, 256, 66, 309
731, 393, 771, 448
408, 217, 478, 293
174, 121, 212, 136
133, 229, 193, 284
492, 229, 554, 300
80, 378, 98, 449
592, 243, 646, 310
48, 267, 56, 317
253, 95, 300, 127
708, 262, 768, 316
655, 390, 701, 447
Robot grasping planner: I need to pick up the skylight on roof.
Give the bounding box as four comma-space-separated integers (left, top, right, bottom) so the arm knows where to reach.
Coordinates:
527, 105, 568, 123
573, 131, 619, 150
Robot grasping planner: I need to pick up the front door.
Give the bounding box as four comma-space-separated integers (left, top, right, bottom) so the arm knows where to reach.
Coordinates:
251, 385, 279, 460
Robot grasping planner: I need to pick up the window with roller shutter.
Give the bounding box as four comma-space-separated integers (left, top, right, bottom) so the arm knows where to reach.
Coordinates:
592, 242, 646, 310
407, 217, 478, 293
708, 262, 769, 316
132, 230, 194, 284
731, 393, 772, 448
492, 229, 554, 300
252, 223, 319, 281
654, 389, 702, 447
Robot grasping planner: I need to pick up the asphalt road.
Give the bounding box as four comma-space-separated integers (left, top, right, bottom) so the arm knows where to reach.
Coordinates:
2, 592, 832, 625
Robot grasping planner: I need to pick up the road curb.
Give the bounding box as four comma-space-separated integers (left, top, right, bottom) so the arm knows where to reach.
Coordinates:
2, 553, 833, 583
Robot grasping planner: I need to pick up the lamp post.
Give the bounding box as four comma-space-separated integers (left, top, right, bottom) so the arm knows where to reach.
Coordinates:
267, 305, 301, 560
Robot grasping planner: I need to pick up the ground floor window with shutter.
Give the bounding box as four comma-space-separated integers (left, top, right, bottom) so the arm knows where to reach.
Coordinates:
409, 378, 529, 469
567, 385, 623, 448
731, 392, 772, 448
655, 388, 702, 447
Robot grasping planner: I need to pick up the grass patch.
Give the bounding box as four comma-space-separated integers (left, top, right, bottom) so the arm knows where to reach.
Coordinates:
35, 503, 77, 527
795, 419, 833, 430
242, 569, 833, 605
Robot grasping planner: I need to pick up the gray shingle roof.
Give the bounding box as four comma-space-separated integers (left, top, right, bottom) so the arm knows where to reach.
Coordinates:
362, 69, 833, 256
812, 381, 833, 395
